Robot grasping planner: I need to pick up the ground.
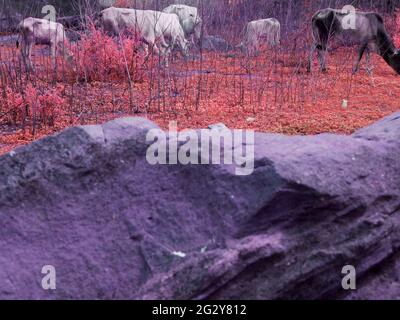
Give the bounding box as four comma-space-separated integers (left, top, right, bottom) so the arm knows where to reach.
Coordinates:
1, 35, 400, 155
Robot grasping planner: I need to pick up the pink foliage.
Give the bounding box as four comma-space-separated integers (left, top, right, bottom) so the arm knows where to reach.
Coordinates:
71, 24, 145, 82
114, 0, 132, 7
393, 10, 400, 47
0, 23, 145, 132
1, 83, 65, 127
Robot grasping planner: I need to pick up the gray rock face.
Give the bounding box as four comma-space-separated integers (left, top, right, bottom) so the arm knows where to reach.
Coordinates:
0, 113, 400, 300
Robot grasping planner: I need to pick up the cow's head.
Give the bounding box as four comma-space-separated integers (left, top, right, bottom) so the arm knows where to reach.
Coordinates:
189, 13, 202, 26
97, 8, 119, 36
182, 18, 196, 34
176, 6, 201, 26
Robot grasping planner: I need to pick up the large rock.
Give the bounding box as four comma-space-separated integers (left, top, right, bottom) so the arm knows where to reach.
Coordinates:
0, 113, 400, 299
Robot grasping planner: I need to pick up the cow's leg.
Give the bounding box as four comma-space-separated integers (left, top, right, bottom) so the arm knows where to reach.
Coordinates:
178, 36, 189, 60
307, 43, 317, 73
136, 39, 151, 64
50, 43, 57, 69
275, 30, 281, 46
352, 42, 368, 74
146, 33, 159, 58
159, 47, 170, 67
157, 36, 171, 67
21, 39, 33, 71
239, 41, 246, 55
249, 43, 257, 57
60, 42, 73, 64
160, 45, 171, 67
317, 47, 327, 73
151, 44, 160, 56
253, 38, 261, 56
365, 47, 374, 75
142, 43, 150, 61
244, 39, 252, 56
20, 41, 29, 70
150, 43, 164, 65
26, 42, 34, 71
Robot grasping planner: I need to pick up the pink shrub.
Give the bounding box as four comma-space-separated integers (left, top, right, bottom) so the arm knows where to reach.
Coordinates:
393, 10, 400, 47
71, 24, 145, 82
114, 0, 132, 7
1, 83, 65, 128
28, 84, 65, 126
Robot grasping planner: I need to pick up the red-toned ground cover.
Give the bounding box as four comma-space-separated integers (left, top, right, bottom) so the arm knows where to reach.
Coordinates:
1, 24, 400, 155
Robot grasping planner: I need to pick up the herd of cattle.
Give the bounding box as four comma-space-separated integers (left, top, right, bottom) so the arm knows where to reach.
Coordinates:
14, 5, 400, 75
17, 4, 281, 69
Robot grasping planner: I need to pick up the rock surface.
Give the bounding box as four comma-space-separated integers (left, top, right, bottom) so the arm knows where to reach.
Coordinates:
0, 113, 400, 300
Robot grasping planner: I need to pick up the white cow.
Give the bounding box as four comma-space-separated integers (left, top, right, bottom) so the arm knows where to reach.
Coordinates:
162, 4, 202, 46
100, 7, 189, 63
17, 17, 72, 70
240, 18, 281, 55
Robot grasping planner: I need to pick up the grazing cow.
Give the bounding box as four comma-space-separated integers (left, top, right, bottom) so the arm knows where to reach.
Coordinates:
239, 18, 281, 55
17, 17, 72, 70
162, 4, 202, 46
99, 7, 189, 62
308, 8, 400, 74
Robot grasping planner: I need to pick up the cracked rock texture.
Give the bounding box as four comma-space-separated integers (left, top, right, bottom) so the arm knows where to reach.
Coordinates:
0, 113, 400, 300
